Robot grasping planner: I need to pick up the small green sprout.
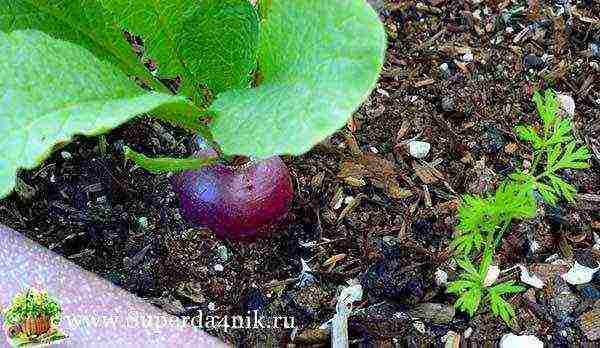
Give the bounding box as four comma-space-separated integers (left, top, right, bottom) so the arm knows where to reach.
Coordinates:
451, 181, 536, 255
448, 89, 591, 324
513, 90, 591, 205
447, 246, 525, 324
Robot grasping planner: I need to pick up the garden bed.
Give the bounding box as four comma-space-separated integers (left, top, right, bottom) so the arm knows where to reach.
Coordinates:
1, 0, 599, 346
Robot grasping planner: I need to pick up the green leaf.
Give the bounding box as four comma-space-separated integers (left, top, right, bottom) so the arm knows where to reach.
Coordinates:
257, 0, 273, 20
554, 142, 591, 171
479, 245, 494, 279
536, 182, 558, 206
488, 281, 525, 295
123, 147, 216, 174
209, 0, 386, 158
446, 280, 477, 294
546, 117, 573, 146
488, 293, 517, 324
515, 125, 543, 149
455, 287, 482, 317
533, 90, 558, 132
493, 180, 536, 221
0, 30, 191, 199
546, 144, 563, 170
150, 103, 212, 139
547, 174, 577, 202
450, 231, 483, 256
101, 0, 260, 99
0, 0, 167, 93
455, 258, 483, 284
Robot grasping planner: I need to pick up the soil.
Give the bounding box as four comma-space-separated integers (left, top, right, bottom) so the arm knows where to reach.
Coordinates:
1, 0, 600, 346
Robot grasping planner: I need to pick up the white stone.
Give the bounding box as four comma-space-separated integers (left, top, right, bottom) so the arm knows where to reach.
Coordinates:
557, 93, 575, 116
593, 232, 600, 250
408, 140, 431, 159
500, 333, 543, 348
518, 264, 545, 289
217, 245, 229, 261
462, 52, 474, 62
213, 264, 224, 272
435, 269, 448, 286
440, 63, 450, 73
483, 264, 500, 287
561, 261, 599, 285
61, 151, 72, 160
413, 320, 426, 334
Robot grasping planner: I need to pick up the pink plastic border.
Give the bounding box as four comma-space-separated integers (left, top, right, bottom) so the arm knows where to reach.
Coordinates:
0, 224, 227, 347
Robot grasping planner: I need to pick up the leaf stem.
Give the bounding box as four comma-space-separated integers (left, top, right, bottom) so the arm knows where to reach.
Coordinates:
494, 219, 511, 249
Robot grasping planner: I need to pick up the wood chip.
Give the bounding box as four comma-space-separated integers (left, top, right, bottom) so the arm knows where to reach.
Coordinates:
322, 254, 347, 268
505, 142, 518, 154
338, 153, 411, 199
414, 162, 445, 184
414, 78, 435, 88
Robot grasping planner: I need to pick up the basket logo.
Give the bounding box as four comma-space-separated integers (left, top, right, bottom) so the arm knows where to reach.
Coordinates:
2, 287, 67, 347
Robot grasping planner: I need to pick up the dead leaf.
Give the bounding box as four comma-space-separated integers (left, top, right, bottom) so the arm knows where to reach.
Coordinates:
338, 194, 364, 222
504, 143, 518, 154
339, 161, 368, 186
323, 254, 347, 268
567, 232, 587, 243
414, 163, 445, 184
338, 154, 411, 199
343, 131, 362, 155
343, 177, 367, 187
385, 180, 413, 199
414, 78, 435, 88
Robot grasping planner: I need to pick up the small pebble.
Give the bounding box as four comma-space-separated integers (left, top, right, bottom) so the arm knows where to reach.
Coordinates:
443, 331, 460, 347
137, 216, 149, 229
500, 333, 543, 348
483, 264, 500, 287
441, 96, 455, 112
518, 264, 545, 289
412, 320, 426, 334
557, 93, 575, 116
434, 269, 448, 286
562, 261, 599, 285
207, 302, 216, 311
591, 42, 600, 58
408, 140, 431, 159
462, 52, 474, 62
60, 151, 72, 160
439, 63, 450, 78
217, 245, 230, 261
524, 54, 544, 69
214, 264, 224, 272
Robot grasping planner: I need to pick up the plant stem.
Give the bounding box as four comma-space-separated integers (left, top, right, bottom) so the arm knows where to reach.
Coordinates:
494, 219, 512, 249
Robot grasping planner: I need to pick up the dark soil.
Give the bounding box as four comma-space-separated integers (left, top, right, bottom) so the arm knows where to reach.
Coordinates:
2, 0, 600, 346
